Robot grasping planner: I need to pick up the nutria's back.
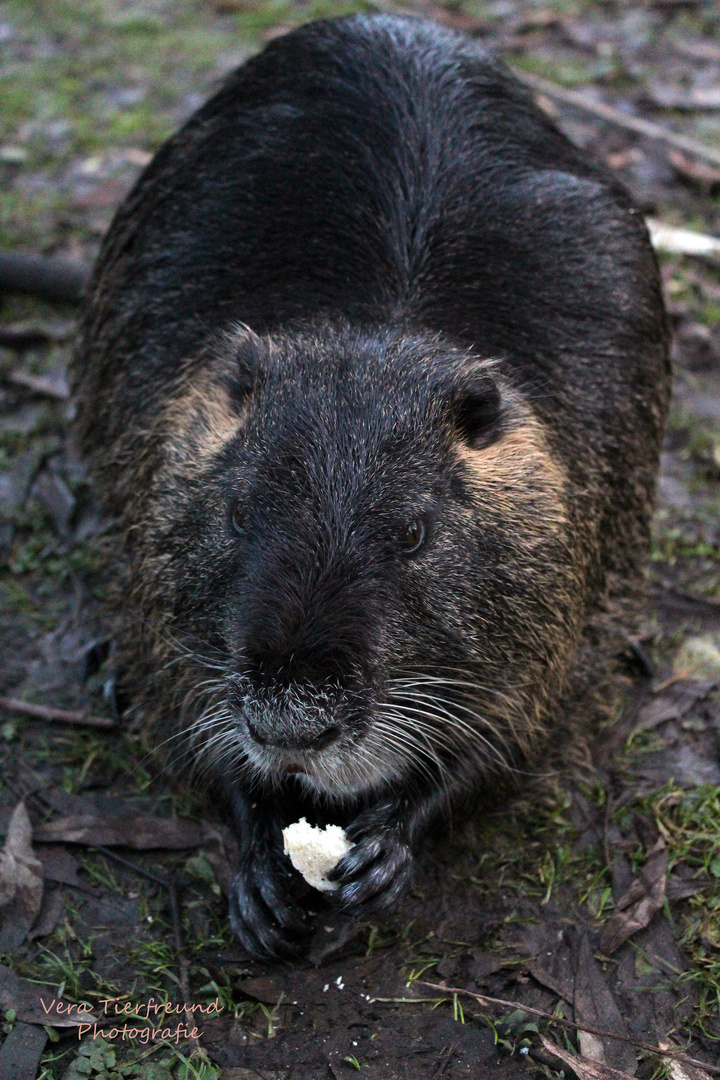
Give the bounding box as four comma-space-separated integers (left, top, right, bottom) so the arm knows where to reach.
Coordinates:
78, 15, 667, 557
74, 14, 669, 958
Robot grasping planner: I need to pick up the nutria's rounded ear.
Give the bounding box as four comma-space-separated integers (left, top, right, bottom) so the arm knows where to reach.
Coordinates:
453, 374, 502, 450
227, 325, 266, 405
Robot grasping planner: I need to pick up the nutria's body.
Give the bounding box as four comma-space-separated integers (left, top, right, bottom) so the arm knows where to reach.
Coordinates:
74, 15, 669, 956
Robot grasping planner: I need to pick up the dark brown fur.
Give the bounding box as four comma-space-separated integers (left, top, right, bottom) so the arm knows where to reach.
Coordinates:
73, 15, 670, 957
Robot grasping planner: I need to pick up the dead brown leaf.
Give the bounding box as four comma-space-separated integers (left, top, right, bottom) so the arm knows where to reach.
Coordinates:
666, 863, 713, 902
0, 964, 95, 1026
0, 1022, 48, 1080
72, 178, 133, 209
28, 889, 65, 941
658, 1042, 716, 1080
527, 962, 574, 1003
34, 813, 223, 850
539, 1034, 637, 1080
600, 837, 668, 955
0, 802, 43, 950
5, 369, 70, 400
466, 948, 505, 983
632, 679, 715, 735
573, 933, 636, 1074
606, 148, 644, 170
673, 36, 720, 63
35, 845, 87, 889
236, 976, 296, 1005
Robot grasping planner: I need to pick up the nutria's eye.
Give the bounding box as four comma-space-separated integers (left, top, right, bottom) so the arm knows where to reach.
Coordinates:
231, 501, 245, 535
398, 519, 426, 555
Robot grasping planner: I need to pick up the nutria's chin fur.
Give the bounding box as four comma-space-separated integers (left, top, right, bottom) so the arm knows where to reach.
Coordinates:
73, 14, 670, 957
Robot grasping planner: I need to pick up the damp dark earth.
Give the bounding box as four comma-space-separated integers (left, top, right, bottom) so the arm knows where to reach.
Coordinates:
1, 2, 720, 1079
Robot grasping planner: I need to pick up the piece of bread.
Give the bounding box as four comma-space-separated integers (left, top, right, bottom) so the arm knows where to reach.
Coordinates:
282, 818, 353, 892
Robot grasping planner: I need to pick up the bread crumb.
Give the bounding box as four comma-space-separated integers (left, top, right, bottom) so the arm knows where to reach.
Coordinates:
282, 817, 353, 892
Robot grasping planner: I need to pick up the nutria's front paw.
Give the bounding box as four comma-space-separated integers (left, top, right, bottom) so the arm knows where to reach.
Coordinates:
228, 850, 309, 960
327, 819, 413, 915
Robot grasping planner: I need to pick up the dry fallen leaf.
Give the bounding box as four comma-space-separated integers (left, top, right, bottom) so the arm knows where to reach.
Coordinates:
32, 811, 237, 896
236, 976, 296, 1005
573, 933, 636, 1074
632, 679, 715, 735
0, 964, 95, 1026
35, 845, 86, 889
600, 837, 668, 955
28, 889, 65, 941
34, 813, 223, 850
540, 1034, 637, 1080
0, 802, 43, 950
674, 635, 720, 681
0, 1022, 48, 1080
527, 962, 574, 1004
666, 863, 713, 903
658, 1041, 715, 1080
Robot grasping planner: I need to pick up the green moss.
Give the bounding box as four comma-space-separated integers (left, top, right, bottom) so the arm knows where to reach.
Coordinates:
650, 527, 720, 565
510, 52, 619, 87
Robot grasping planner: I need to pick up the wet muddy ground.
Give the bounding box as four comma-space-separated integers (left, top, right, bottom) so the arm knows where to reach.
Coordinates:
1, 1, 720, 1078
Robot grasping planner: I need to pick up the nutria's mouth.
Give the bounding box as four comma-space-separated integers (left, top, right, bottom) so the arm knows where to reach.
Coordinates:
284, 763, 306, 774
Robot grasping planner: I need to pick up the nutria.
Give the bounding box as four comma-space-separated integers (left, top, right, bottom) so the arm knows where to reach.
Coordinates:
73, 14, 670, 957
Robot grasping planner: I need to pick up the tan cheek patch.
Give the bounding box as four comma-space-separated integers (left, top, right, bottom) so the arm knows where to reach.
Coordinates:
160, 377, 243, 477
456, 421, 568, 527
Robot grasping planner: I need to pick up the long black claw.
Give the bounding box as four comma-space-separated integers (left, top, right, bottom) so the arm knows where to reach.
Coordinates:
228, 868, 308, 960
328, 825, 413, 916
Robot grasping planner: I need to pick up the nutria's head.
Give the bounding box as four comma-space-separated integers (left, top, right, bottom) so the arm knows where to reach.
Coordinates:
142, 322, 583, 803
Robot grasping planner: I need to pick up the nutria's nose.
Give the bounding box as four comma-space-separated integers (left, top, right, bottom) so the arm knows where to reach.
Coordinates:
245, 645, 350, 688
246, 717, 341, 750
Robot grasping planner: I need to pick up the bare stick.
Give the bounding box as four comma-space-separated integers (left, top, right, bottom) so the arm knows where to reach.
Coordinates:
511, 69, 720, 169
0, 253, 89, 304
168, 876, 201, 1047
0, 696, 115, 730
417, 983, 720, 1075
5, 370, 70, 401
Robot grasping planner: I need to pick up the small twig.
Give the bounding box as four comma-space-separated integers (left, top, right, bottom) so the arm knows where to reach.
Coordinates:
511, 68, 720, 169
0, 696, 115, 729
95, 846, 168, 888
418, 983, 720, 1075
430, 1043, 456, 1079
0, 252, 89, 304
5, 369, 70, 401
168, 875, 200, 1047
651, 670, 693, 694
0, 327, 54, 349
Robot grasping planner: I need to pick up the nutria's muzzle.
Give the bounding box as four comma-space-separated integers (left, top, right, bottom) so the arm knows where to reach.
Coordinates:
245, 711, 342, 750
227, 671, 370, 756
